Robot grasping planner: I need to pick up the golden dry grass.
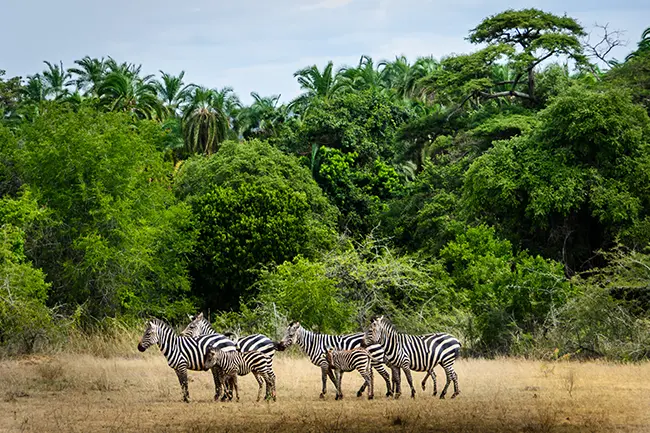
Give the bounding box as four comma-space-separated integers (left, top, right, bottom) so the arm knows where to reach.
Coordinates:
1, 351, 649, 433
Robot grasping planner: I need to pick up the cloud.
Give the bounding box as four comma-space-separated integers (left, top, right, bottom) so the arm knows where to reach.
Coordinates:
299, 0, 354, 11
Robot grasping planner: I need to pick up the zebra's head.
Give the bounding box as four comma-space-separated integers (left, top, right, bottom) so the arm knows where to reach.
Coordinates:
137, 320, 160, 352
180, 312, 208, 338
280, 321, 302, 347
366, 315, 387, 345
325, 346, 335, 366
203, 347, 226, 370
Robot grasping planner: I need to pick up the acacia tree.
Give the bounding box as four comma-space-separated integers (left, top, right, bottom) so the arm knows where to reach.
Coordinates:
466, 8, 587, 103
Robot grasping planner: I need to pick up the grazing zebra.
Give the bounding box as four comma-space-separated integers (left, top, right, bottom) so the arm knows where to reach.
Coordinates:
181, 313, 279, 358
203, 347, 277, 402
137, 318, 236, 402
365, 316, 461, 399
325, 347, 374, 400
280, 321, 393, 399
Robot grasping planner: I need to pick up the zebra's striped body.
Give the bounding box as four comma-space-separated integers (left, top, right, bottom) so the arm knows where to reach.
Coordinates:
280, 321, 392, 398
325, 347, 374, 400
366, 316, 461, 399
137, 318, 236, 402
182, 313, 278, 359
204, 348, 277, 402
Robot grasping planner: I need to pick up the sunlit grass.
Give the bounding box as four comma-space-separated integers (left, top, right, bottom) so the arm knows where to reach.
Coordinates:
1, 350, 649, 432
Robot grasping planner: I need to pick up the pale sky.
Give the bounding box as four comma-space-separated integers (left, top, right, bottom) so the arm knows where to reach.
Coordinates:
2, 0, 648, 104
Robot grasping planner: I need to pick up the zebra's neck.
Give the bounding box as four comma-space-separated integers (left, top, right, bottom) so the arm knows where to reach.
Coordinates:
155, 321, 179, 359
380, 323, 401, 361
297, 328, 336, 360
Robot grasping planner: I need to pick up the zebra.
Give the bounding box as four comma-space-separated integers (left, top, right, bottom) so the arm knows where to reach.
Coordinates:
181, 313, 279, 358
365, 315, 461, 399
280, 321, 393, 399
203, 347, 277, 402
137, 318, 236, 402
325, 347, 374, 400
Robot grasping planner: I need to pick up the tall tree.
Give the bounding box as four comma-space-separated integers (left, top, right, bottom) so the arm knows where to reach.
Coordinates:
67, 56, 107, 97
182, 87, 237, 155
467, 8, 587, 103
98, 70, 162, 120
41, 61, 71, 99
290, 61, 341, 113
154, 70, 195, 117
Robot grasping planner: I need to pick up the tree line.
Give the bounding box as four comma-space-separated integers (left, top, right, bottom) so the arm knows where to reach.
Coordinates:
1, 8, 650, 359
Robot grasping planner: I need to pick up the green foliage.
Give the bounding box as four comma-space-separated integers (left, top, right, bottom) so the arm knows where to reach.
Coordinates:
254, 257, 355, 333
439, 225, 572, 354
0, 192, 55, 354
545, 247, 650, 360
464, 87, 650, 269
14, 106, 196, 320
176, 139, 337, 311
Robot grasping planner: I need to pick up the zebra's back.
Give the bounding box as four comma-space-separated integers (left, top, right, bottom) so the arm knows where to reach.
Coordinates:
237, 334, 276, 358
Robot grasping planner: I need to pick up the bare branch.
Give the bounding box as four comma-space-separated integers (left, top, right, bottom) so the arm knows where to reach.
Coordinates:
583, 23, 628, 67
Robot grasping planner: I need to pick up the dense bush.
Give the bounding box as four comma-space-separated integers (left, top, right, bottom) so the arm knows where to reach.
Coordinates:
175, 140, 338, 311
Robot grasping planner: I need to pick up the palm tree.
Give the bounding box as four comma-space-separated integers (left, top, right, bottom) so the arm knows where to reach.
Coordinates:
182, 86, 237, 155
236, 92, 286, 139
625, 27, 650, 61
154, 70, 195, 117
67, 56, 107, 97
378, 55, 411, 92
290, 61, 342, 113
338, 55, 383, 93
98, 70, 162, 120
42, 61, 71, 99
23, 74, 47, 103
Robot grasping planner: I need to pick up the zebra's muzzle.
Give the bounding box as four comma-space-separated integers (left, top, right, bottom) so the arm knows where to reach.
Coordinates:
137, 343, 146, 352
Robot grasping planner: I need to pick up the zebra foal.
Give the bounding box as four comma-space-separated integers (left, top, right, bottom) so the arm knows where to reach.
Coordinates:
137, 318, 236, 402
325, 347, 374, 400
280, 321, 393, 399
203, 347, 277, 402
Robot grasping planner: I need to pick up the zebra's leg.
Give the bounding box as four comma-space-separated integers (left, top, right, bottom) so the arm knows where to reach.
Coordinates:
372, 362, 393, 398
402, 366, 416, 399
253, 372, 264, 402
269, 370, 277, 401
320, 363, 337, 399
211, 366, 224, 401
440, 364, 460, 399
335, 370, 344, 400
390, 365, 401, 399
174, 367, 190, 403
423, 369, 438, 395
366, 369, 374, 400
231, 373, 239, 401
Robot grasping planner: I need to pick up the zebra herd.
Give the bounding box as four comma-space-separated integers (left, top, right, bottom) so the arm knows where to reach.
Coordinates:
137, 313, 461, 402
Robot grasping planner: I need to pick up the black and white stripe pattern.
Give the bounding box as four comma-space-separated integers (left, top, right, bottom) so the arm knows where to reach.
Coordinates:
137, 318, 236, 402
365, 316, 461, 399
182, 313, 278, 359
204, 348, 277, 402
280, 321, 393, 398
325, 347, 374, 400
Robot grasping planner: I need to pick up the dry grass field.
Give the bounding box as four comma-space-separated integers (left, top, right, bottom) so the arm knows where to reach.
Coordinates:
1, 351, 650, 433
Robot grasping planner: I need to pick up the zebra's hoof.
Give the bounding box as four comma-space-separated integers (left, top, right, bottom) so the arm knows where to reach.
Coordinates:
319, 393, 325, 399
356, 391, 363, 398
439, 394, 446, 400
451, 392, 460, 399
368, 395, 374, 400
421, 384, 426, 391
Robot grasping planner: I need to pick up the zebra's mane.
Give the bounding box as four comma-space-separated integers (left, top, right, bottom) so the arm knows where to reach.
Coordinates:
149, 318, 177, 335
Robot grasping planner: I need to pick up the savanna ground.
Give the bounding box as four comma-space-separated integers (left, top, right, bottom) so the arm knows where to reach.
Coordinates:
2, 349, 650, 433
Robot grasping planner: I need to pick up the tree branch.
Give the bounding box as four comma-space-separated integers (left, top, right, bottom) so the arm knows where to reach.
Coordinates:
583, 23, 628, 67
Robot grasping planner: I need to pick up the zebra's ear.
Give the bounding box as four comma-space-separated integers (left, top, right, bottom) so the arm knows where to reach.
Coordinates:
196, 312, 204, 320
